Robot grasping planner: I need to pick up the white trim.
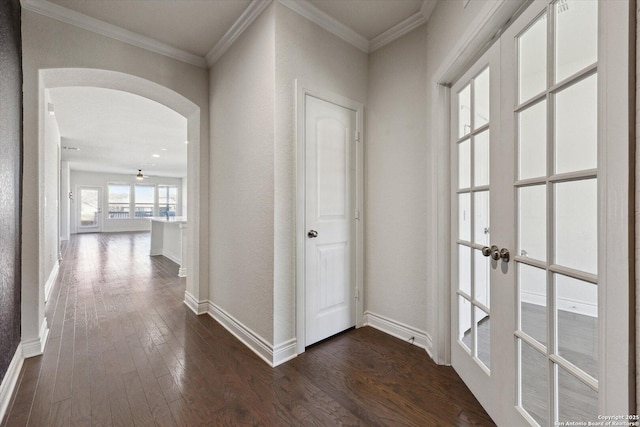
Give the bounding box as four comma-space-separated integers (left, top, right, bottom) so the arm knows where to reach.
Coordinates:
43, 261, 59, 303
369, 10, 427, 52
22, 319, 49, 358
364, 311, 434, 357
295, 81, 365, 355
206, 0, 273, 66
0, 344, 24, 423
178, 266, 187, 278
273, 338, 298, 367
20, 0, 207, 68
277, 0, 369, 52
207, 302, 296, 367
183, 290, 207, 315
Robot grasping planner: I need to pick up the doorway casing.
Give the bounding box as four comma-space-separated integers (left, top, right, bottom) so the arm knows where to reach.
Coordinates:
30, 68, 206, 356
295, 80, 365, 354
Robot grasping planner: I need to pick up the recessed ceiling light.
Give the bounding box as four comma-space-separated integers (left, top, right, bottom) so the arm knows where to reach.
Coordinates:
152, 154, 160, 158
184, 140, 189, 144
161, 148, 168, 151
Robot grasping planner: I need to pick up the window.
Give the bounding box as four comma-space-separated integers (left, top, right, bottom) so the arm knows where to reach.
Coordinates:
134, 184, 155, 218
158, 185, 178, 217
107, 184, 130, 219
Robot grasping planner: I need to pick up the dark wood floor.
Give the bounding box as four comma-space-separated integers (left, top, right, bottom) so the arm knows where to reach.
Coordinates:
2, 232, 494, 426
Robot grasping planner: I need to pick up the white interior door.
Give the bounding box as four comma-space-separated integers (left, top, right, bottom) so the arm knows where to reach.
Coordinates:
305, 94, 357, 346
77, 186, 102, 233
452, 0, 632, 425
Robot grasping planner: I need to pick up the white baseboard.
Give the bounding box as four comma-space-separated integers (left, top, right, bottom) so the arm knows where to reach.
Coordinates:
183, 291, 208, 315
22, 319, 49, 358
178, 266, 187, 278
207, 302, 296, 367
364, 311, 434, 359
0, 343, 23, 423
273, 338, 297, 367
44, 261, 59, 303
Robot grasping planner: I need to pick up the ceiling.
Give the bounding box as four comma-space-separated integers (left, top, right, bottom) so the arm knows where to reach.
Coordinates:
43, 0, 428, 58
50, 87, 188, 178
309, 0, 423, 40
41, 0, 431, 178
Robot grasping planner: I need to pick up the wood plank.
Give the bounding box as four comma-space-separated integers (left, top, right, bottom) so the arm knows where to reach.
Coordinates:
3, 232, 495, 427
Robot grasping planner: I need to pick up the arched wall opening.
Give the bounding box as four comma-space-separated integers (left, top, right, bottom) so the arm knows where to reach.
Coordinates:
23, 68, 207, 356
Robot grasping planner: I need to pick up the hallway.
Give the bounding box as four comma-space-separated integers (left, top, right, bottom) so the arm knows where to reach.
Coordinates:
3, 232, 493, 426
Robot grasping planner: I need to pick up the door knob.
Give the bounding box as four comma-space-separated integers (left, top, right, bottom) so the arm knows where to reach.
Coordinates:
307, 230, 318, 238
481, 246, 496, 257
483, 245, 510, 262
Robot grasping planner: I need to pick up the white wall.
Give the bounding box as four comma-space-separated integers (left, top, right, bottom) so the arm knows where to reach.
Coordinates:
59, 161, 70, 241
69, 170, 183, 234
273, 2, 368, 346
209, 4, 276, 344
365, 24, 429, 336
21, 9, 209, 351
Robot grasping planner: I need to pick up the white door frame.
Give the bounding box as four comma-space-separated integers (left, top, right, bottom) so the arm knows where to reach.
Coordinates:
295, 80, 364, 355
432, 0, 633, 418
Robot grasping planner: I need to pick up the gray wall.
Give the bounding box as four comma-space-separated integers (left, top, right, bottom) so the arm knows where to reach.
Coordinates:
0, 0, 22, 382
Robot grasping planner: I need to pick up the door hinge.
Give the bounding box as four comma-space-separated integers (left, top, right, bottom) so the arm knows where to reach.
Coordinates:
355, 130, 360, 143
355, 288, 359, 300
354, 209, 360, 220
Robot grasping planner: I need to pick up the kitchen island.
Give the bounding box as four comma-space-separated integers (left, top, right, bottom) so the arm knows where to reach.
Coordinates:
149, 216, 187, 277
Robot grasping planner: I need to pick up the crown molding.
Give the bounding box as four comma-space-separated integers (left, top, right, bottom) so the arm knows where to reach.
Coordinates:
420, 0, 438, 22
277, 0, 369, 53
20, 0, 207, 68
206, 0, 273, 66
369, 0, 437, 52
369, 11, 426, 52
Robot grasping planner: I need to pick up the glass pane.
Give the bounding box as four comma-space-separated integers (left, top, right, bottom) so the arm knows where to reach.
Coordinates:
555, 179, 597, 274
474, 131, 490, 186
108, 184, 130, 219
474, 67, 490, 129
473, 191, 490, 245
556, 274, 598, 379
557, 365, 598, 424
459, 139, 471, 189
518, 100, 547, 180
135, 185, 155, 218
555, 0, 598, 83
459, 245, 471, 296
458, 84, 471, 137
519, 12, 547, 103
519, 185, 547, 262
475, 306, 490, 369
520, 340, 548, 427
474, 249, 490, 308
459, 193, 471, 242
555, 74, 597, 174
459, 296, 472, 349
80, 189, 99, 227
520, 264, 547, 346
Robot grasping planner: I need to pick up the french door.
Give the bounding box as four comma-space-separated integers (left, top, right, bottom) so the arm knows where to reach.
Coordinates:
451, 0, 632, 425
